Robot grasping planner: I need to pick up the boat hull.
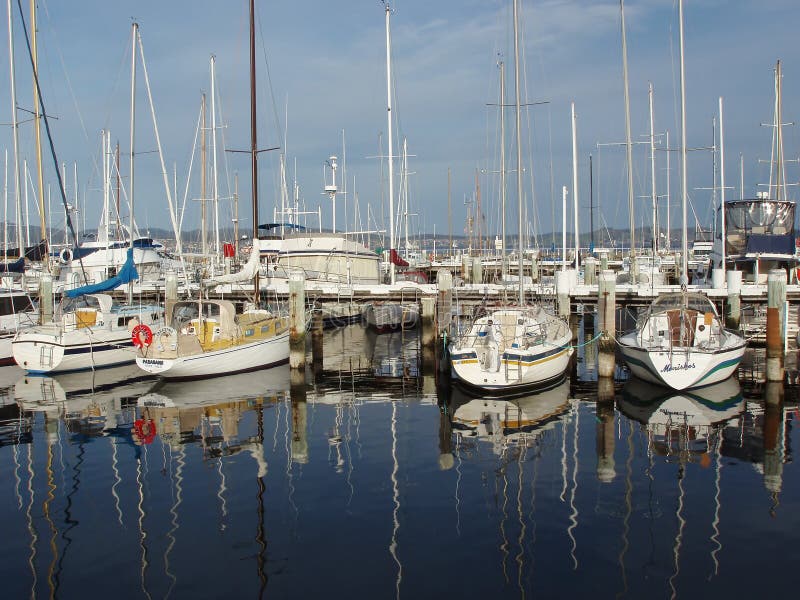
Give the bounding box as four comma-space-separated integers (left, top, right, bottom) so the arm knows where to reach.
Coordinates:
136, 331, 290, 380
12, 330, 139, 374
618, 335, 745, 390
450, 341, 573, 398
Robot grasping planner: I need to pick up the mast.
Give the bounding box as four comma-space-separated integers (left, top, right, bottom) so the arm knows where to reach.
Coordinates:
6, 0, 22, 258
115, 141, 121, 238
211, 55, 220, 258
679, 0, 688, 284
129, 21, 137, 249
30, 0, 46, 255
513, 0, 524, 304
571, 101, 579, 269
499, 60, 507, 278
201, 92, 207, 257
589, 154, 594, 252
385, 2, 396, 285
620, 0, 636, 263
719, 96, 726, 278
649, 83, 657, 257
775, 60, 784, 201
249, 0, 259, 301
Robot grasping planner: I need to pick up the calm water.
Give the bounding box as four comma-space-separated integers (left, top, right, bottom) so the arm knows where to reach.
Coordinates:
0, 324, 797, 599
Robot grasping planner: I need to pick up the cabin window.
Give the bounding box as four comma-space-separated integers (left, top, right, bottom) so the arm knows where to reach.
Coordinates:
261, 325, 272, 334
117, 315, 137, 327
245, 328, 255, 337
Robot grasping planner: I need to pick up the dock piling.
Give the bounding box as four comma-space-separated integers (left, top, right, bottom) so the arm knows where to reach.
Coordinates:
584, 257, 597, 286
311, 302, 323, 378
289, 273, 306, 371
766, 268, 787, 382
556, 270, 570, 318
726, 270, 742, 329
597, 270, 616, 378
596, 377, 616, 483
39, 273, 53, 325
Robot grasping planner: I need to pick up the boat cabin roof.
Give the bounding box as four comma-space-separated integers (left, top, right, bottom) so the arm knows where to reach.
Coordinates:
647, 293, 717, 317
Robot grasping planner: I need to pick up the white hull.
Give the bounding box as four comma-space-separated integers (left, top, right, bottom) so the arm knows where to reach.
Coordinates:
618, 338, 745, 390
449, 307, 573, 397
12, 295, 163, 374
13, 327, 139, 374
137, 330, 289, 380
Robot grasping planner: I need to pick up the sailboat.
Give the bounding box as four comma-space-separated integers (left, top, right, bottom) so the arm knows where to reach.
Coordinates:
135, 0, 289, 380
448, 0, 572, 397
617, 0, 746, 390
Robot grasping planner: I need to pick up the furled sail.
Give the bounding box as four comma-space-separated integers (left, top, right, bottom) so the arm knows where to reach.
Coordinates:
202, 242, 260, 288
65, 247, 139, 298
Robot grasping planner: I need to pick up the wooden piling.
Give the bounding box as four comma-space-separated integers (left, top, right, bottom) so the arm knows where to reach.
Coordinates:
165, 270, 177, 320
766, 268, 786, 383
436, 269, 453, 339
584, 257, 597, 286
555, 270, 570, 319
725, 269, 741, 329
289, 273, 306, 371
290, 388, 309, 464
472, 258, 483, 285
420, 296, 436, 348
311, 302, 323, 378
39, 273, 52, 325
763, 381, 784, 497
596, 377, 616, 483
597, 270, 616, 379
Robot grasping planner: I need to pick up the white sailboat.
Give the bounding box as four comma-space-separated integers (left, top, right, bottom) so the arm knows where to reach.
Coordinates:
135, 0, 289, 381
12, 291, 164, 374
618, 0, 746, 390
0, 288, 37, 365
449, 0, 572, 397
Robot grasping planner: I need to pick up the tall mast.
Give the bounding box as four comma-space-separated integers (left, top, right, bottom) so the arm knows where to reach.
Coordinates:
115, 140, 121, 237
211, 55, 220, 258
201, 92, 207, 256
589, 154, 594, 252
719, 97, 726, 278
775, 60, 784, 202
129, 21, 137, 249
513, 0, 524, 305
649, 83, 657, 256
249, 0, 259, 301
385, 2, 395, 285
499, 60, 507, 278
571, 101, 579, 269
620, 0, 635, 262
6, 0, 22, 257
679, 0, 688, 284
30, 0, 46, 253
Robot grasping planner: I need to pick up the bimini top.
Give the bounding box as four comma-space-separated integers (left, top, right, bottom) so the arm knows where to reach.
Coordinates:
647, 293, 718, 317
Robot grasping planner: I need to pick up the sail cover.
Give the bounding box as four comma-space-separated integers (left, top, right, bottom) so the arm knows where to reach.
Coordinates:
65, 247, 139, 298
202, 242, 261, 288
0, 257, 26, 274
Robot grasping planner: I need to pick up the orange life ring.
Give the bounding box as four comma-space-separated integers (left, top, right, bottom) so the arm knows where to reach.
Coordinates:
131, 324, 153, 348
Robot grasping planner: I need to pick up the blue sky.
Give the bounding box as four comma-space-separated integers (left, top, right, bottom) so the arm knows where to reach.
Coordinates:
2, 0, 799, 247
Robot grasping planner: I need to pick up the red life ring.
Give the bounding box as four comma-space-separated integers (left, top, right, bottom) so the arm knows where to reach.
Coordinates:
133, 418, 157, 445
131, 324, 153, 348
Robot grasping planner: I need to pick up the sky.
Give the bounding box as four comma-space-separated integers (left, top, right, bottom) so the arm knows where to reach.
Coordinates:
2, 0, 799, 248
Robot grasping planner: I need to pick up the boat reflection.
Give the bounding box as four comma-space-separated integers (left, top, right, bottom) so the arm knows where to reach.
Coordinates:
618, 376, 744, 455
449, 377, 571, 452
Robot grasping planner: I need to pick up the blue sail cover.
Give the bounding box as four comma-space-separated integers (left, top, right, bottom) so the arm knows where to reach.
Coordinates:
65, 248, 139, 298
0, 257, 26, 274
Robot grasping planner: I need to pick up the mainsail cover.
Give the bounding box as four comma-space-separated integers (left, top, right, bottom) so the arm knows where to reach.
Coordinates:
202, 243, 260, 288
65, 247, 139, 298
